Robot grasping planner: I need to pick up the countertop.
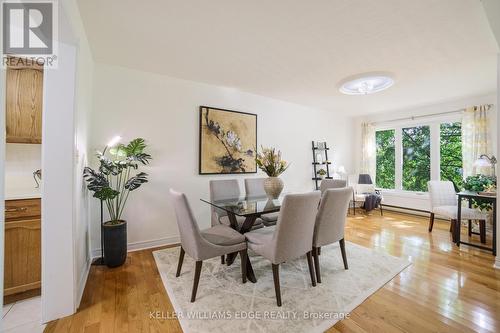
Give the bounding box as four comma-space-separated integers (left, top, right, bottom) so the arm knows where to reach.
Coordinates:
5, 187, 41, 200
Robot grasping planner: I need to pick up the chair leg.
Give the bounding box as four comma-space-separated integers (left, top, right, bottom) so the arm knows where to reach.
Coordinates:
306, 251, 316, 287
317, 247, 321, 255
450, 219, 455, 233
221, 255, 225, 265
380, 204, 384, 216
428, 213, 435, 232
190, 261, 203, 302
479, 220, 486, 244
272, 264, 282, 307
239, 249, 247, 283
468, 220, 472, 237
312, 247, 321, 283
339, 238, 348, 270
176, 247, 185, 277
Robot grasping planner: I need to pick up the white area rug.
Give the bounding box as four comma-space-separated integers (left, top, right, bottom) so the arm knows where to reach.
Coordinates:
153, 242, 410, 333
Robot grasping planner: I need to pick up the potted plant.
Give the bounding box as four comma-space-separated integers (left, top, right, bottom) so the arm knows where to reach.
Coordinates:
84, 138, 152, 267
255, 146, 289, 199
317, 168, 327, 179
463, 175, 496, 211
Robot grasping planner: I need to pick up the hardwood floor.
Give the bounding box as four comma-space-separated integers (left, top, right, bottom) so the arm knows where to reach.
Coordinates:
44, 210, 500, 332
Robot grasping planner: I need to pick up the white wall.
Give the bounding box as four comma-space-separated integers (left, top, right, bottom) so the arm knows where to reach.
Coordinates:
5, 144, 41, 192
89, 63, 354, 253
496, 54, 500, 269
41, 0, 94, 322
0, 24, 6, 333
61, 0, 94, 310
352, 93, 497, 211
42, 41, 77, 323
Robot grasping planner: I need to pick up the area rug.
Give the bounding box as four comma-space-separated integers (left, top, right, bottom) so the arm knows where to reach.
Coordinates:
153, 241, 410, 333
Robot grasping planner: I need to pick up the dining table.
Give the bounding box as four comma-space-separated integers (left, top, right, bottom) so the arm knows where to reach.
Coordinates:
201, 194, 285, 283
454, 191, 497, 256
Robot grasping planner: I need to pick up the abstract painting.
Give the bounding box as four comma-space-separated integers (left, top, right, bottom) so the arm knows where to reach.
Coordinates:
199, 106, 257, 174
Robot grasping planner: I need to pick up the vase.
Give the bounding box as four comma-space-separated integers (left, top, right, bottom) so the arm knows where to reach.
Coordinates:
264, 177, 284, 199
103, 220, 127, 268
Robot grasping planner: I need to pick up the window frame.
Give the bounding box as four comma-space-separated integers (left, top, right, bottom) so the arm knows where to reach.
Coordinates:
374, 114, 461, 193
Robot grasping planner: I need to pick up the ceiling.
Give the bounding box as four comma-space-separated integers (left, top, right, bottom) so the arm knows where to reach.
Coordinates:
77, 0, 499, 115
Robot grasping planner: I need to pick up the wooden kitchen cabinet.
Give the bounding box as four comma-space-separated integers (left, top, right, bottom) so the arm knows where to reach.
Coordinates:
5, 63, 43, 144
4, 198, 41, 299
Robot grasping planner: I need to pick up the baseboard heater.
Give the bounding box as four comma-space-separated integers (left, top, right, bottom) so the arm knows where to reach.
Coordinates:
381, 204, 431, 216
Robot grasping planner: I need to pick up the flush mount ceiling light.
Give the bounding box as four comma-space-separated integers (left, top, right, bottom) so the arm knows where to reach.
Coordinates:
339, 74, 394, 95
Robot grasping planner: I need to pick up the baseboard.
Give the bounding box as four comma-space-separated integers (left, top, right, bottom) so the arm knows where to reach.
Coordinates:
494, 256, 500, 270
91, 235, 180, 259
75, 258, 91, 310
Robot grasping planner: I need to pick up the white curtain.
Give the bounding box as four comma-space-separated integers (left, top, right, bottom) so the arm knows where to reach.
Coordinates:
462, 105, 492, 178
361, 122, 376, 181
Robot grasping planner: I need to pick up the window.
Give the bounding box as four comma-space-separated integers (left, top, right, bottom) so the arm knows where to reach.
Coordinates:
440, 122, 462, 190
375, 118, 462, 193
402, 126, 431, 192
375, 129, 395, 189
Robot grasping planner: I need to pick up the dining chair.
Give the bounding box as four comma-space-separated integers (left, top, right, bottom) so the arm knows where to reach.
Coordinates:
244, 178, 279, 226
245, 192, 321, 306
427, 181, 487, 243
312, 188, 352, 283
209, 179, 264, 230
319, 179, 347, 195
170, 189, 248, 302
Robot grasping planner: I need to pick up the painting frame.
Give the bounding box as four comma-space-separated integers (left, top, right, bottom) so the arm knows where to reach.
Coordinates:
199, 106, 257, 175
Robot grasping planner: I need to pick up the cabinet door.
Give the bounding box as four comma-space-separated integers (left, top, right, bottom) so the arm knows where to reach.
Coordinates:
6, 67, 43, 144
4, 219, 42, 295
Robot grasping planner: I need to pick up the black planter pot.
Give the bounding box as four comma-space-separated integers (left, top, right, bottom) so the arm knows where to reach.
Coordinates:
103, 220, 127, 268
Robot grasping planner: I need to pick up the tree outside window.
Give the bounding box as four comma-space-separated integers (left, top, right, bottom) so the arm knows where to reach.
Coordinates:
402, 126, 430, 192
375, 129, 395, 189
440, 122, 463, 191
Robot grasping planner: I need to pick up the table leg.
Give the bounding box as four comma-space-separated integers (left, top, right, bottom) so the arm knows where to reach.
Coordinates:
225, 214, 258, 272
493, 200, 497, 256
239, 215, 257, 233
455, 196, 462, 246
246, 257, 257, 283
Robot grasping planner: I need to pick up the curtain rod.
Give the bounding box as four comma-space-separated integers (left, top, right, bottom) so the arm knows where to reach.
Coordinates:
369, 104, 494, 126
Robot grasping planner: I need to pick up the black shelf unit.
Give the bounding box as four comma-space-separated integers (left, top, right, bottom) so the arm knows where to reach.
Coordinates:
312, 141, 333, 190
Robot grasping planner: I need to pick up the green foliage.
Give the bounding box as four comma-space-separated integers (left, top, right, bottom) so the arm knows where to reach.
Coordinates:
463, 175, 496, 192
440, 122, 463, 191
317, 168, 327, 176
375, 130, 395, 189
464, 175, 496, 211
255, 146, 289, 177
402, 126, 430, 192
376, 122, 464, 193
83, 138, 152, 223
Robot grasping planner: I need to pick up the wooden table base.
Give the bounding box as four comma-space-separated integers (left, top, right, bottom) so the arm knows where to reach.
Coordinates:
226, 213, 258, 283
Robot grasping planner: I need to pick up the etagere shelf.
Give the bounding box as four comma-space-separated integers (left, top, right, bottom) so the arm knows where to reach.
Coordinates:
311, 141, 333, 190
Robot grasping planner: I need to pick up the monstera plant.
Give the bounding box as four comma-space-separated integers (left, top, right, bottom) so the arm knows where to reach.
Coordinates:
84, 138, 152, 267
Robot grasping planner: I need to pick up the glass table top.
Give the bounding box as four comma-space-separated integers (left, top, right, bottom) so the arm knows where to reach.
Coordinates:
457, 191, 496, 199
201, 194, 285, 217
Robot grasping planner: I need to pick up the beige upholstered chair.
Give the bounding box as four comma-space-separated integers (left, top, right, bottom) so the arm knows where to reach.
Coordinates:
209, 179, 264, 230
170, 189, 248, 302
244, 178, 279, 226
245, 192, 321, 306
427, 181, 487, 243
319, 179, 347, 195
312, 188, 352, 283
348, 174, 383, 215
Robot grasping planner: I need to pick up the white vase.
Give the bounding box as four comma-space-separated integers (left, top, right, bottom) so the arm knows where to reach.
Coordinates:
263, 177, 284, 199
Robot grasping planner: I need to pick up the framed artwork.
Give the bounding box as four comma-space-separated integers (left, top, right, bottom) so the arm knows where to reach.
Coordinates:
199, 106, 257, 174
